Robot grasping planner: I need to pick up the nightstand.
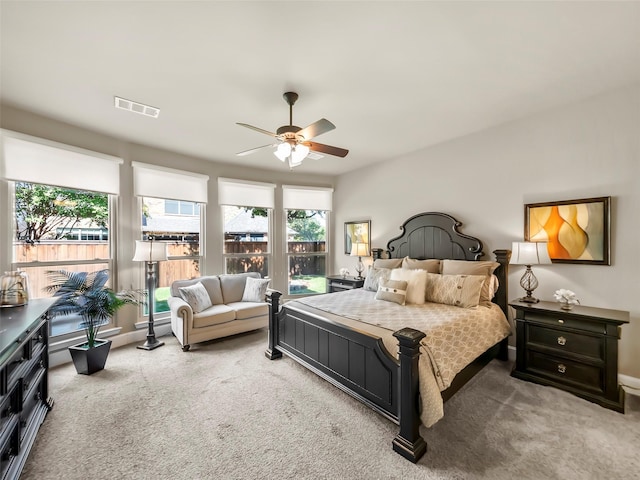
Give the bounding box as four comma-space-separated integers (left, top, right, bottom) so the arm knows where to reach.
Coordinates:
510, 300, 629, 412
326, 275, 364, 293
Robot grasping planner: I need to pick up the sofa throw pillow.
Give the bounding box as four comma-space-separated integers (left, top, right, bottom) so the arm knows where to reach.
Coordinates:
241, 277, 271, 302
425, 273, 485, 308
363, 266, 392, 292
179, 282, 213, 313
375, 279, 408, 305
389, 268, 427, 304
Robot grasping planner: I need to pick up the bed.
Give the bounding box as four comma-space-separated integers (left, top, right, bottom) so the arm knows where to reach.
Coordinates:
265, 212, 511, 463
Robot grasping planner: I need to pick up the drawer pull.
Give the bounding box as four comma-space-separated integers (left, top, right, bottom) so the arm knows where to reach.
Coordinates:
557, 336, 567, 346
558, 319, 565, 324
557, 364, 567, 374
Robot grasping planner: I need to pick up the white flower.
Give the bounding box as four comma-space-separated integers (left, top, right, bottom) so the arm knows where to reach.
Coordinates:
339, 267, 350, 277
554, 289, 579, 305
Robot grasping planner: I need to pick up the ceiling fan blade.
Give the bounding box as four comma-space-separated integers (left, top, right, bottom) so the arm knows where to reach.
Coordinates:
236, 144, 277, 156
296, 118, 335, 141
236, 123, 278, 137
304, 141, 349, 158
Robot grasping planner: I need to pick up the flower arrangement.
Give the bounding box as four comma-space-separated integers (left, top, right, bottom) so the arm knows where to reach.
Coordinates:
554, 289, 580, 310
339, 267, 350, 278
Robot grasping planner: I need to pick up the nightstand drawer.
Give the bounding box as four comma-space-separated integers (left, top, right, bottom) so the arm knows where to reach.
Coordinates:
527, 350, 604, 393
527, 325, 604, 360
523, 312, 606, 335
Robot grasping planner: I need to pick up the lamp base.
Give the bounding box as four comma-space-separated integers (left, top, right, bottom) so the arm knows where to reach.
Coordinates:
137, 337, 164, 350
517, 295, 540, 304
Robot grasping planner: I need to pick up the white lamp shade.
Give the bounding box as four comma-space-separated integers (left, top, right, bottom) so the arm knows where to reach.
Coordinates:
350, 242, 370, 257
274, 142, 291, 162
510, 242, 551, 265
133, 240, 168, 262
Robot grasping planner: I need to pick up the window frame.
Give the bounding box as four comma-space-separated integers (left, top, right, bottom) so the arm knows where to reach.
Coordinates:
222, 205, 272, 278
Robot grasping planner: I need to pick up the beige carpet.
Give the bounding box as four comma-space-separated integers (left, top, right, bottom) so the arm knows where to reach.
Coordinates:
21, 329, 640, 480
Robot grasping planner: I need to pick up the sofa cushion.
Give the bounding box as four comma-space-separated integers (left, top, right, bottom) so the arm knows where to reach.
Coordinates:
227, 301, 269, 320
241, 277, 271, 302
171, 276, 223, 305
178, 282, 212, 313
219, 272, 261, 304
192, 304, 236, 328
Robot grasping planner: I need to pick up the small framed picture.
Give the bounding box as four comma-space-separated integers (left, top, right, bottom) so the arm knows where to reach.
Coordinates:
344, 220, 370, 255
525, 196, 610, 265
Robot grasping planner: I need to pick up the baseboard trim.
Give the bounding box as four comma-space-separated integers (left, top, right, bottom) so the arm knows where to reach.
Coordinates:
49, 324, 172, 368
619, 374, 640, 397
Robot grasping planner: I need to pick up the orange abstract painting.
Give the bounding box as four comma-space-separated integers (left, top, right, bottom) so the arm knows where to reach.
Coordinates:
525, 197, 610, 265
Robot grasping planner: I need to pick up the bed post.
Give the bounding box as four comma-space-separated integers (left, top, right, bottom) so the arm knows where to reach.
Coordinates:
265, 290, 282, 360
493, 249, 511, 361
392, 327, 427, 463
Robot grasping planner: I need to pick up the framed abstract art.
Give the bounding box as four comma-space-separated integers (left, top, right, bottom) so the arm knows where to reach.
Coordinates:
344, 220, 370, 255
524, 196, 611, 265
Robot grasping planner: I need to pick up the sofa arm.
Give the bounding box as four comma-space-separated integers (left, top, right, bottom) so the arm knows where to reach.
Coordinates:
168, 296, 193, 347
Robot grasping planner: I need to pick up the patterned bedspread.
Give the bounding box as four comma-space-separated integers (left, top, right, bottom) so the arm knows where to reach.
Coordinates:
290, 289, 511, 427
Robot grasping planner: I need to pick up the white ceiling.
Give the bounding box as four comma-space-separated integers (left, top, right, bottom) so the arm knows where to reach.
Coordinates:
2, 1, 639, 176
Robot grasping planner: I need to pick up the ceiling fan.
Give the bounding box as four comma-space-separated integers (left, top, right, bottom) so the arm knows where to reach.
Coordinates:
236, 92, 349, 169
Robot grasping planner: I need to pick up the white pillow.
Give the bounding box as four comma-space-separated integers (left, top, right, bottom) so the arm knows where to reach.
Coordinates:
241, 277, 271, 302
363, 266, 391, 292
389, 268, 427, 304
179, 282, 212, 313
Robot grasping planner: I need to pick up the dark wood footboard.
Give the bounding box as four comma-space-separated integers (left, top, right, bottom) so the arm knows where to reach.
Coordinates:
265, 290, 427, 462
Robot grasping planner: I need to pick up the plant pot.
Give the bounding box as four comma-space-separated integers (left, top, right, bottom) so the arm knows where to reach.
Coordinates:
69, 339, 112, 375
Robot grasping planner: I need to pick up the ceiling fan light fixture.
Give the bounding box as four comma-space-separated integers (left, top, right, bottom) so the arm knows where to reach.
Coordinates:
274, 142, 291, 162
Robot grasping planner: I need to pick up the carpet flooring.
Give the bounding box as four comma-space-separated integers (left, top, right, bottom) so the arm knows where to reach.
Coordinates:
20, 329, 640, 480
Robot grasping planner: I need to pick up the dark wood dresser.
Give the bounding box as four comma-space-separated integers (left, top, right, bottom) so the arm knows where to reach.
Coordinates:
510, 299, 629, 413
326, 275, 364, 293
0, 298, 56, 480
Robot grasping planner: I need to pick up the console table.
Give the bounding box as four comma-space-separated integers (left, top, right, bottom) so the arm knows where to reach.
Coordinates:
0, 298, 56, 480
510, 299, 629, 413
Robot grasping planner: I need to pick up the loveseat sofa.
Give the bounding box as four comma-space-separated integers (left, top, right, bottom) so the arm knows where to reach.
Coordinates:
168, 272, 270, 351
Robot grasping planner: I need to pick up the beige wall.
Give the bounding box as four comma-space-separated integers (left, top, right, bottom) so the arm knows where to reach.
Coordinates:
0, 105, 335, 334
333, 84, 640, 378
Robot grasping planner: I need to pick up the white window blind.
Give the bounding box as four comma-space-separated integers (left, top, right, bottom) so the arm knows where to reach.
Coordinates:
133, 162, 209, 203
1, 130, 123, 194
282, 185, 333, 211
218, 178, 275, 208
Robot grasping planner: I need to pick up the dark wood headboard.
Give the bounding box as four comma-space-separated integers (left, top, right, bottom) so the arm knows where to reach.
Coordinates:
376, 212, 510, 316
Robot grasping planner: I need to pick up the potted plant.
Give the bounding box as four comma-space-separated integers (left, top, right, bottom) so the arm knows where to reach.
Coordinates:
46, 269, 146, 375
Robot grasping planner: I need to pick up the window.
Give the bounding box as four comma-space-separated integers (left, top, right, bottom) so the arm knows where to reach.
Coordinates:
286, 209, 328, 295
282, 185, 333, 296
133, 162, 209, 318
141, 196, 203, 315
218, 178, 275, 278
12, 182, 114, 336
2, 131, 122, 339
222, 205, 270, 277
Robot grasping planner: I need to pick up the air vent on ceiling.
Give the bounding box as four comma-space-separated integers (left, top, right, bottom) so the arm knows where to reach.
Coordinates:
114, 96, 160, 118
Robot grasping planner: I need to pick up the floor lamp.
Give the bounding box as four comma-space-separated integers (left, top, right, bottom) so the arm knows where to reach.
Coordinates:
133, 238, 168, 350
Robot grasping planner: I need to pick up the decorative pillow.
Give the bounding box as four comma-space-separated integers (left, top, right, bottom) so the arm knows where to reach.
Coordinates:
179, 282, 213, 313
402, 257, 441, 273
389, 268, 427, 304
488, 274, 499, 300
241, 277, 271, 302
425, 273, 485, 308
373, 258, 403, 269
440, 260, 500, 307
375, 279, 408, 305
363, 266, 392, 292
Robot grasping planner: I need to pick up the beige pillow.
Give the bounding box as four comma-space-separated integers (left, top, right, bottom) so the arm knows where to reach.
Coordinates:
402, 257, 441, 273
425, 273, 485, 308
373, 258, 403, 269
440, 260, 500, 306
390, 268, 427, 304
363, 266, 391, 292
375, 279, 408, 305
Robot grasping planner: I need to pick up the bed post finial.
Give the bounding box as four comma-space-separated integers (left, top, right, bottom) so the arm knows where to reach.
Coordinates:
265, 290, 283, 360
392, 327, 427, 463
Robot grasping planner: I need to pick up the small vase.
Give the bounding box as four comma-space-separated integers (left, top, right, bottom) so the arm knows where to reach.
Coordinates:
560, 302, 573, 311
